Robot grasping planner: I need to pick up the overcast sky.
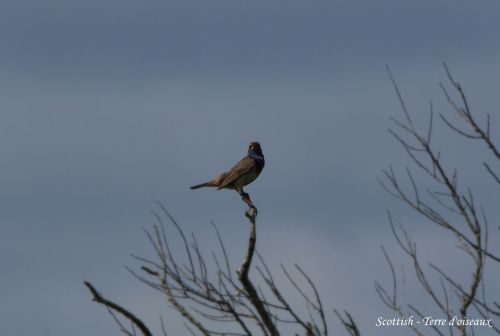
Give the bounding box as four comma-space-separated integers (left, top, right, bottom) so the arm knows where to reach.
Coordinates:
1, 1, 500, 335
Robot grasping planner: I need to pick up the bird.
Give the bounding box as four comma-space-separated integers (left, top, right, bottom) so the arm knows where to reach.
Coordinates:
190, 142, 265, 208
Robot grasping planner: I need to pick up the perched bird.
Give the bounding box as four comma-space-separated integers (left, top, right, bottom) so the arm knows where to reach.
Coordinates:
190, 142, 265, 208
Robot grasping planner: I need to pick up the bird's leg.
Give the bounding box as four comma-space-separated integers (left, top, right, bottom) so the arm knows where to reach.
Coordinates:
238, 189, 256, 209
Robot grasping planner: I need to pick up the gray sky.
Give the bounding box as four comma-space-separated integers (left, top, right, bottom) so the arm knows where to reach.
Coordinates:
1, 0, 499, 335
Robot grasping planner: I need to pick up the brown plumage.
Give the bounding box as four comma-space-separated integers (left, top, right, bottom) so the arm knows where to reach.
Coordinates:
190, 142, 265, 207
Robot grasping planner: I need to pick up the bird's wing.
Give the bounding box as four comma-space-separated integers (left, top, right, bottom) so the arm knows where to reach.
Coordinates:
218, 156, 255, 189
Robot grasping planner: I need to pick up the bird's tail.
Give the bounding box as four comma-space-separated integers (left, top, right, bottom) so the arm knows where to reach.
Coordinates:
190, 181, 217, 190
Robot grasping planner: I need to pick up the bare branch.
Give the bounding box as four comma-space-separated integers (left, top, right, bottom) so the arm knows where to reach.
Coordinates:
84, 281, 153, 336
237, 207, 280, 336
379, 66, 500, 336
334, 310, 360, 336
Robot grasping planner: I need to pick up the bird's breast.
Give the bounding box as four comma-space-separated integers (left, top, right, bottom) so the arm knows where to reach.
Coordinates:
255, 158, 265, 173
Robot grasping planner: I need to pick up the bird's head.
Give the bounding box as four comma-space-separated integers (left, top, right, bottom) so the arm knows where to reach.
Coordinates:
248, 142, 264, 159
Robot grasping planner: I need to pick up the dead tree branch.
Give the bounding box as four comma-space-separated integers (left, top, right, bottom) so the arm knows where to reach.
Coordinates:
83, 202, 350, 336
378, 65, 500, 336
84, 281, 153, 336
237, 208, 280, 336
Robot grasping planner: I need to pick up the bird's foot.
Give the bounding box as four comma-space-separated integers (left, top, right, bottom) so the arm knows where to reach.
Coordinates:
240, 192, 253, 205
240, 192, 257, 215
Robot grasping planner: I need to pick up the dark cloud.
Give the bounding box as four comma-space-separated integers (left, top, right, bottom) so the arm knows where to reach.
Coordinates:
1, 1, 500, 335
1, 0, 499, 80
